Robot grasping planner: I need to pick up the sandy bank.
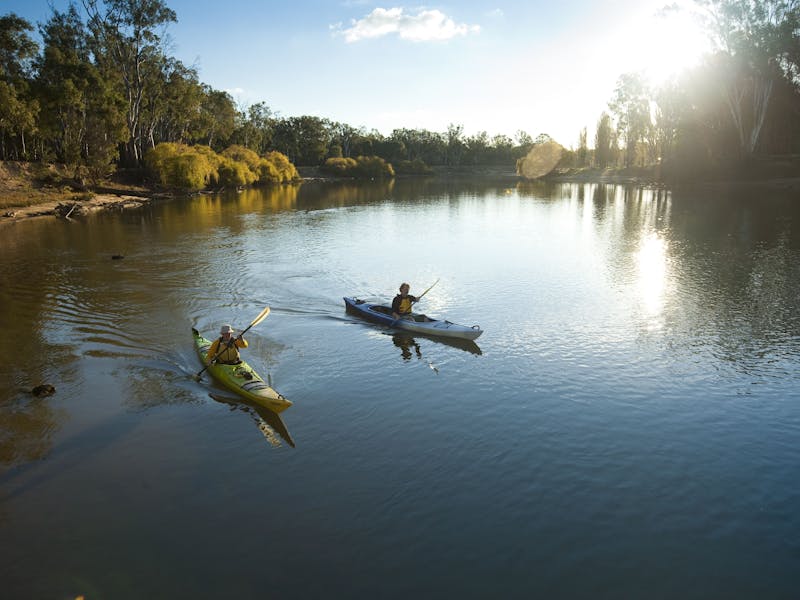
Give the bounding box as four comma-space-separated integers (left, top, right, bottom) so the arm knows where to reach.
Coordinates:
1, 193, 152, 226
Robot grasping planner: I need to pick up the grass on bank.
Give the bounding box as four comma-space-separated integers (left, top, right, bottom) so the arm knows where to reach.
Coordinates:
0, 161, 102, 210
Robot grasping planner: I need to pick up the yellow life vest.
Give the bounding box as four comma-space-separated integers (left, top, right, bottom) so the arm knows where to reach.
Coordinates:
398, 296, 414, 314
209, 338, 241, 364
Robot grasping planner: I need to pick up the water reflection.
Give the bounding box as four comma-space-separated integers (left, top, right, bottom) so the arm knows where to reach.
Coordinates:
0, 395, 63, 466
392, 333, 422, 361
209, 394, 295, 448
389, 332, 482, 359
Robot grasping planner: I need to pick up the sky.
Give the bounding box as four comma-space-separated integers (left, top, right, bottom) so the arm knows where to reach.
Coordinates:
4, 0, 711, 147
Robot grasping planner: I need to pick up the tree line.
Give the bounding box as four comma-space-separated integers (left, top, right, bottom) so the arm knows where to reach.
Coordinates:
0, 0, 544, 180
1, 0, 798, 181
584, 0, 800, 177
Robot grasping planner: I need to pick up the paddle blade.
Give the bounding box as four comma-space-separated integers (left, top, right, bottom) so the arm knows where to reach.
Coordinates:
249, 306, 271, 328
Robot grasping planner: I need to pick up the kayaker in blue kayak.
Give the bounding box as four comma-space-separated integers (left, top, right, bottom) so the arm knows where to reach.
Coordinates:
391, 283, 430, 321
206, 324, 249, 365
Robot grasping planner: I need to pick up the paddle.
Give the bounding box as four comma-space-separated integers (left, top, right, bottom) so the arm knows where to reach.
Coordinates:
414, 278, 440, 303
195, 306, 270, 379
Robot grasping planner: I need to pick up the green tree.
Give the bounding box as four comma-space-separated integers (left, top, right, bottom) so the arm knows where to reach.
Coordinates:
329, 121, 359, 158
463, 130, 489, 165
85, 0, 178, 166
594, 112, 614, 168
194, 86, 236, 150
143, 57, 204, 149
577, 127, 589, 167
609, 72, 652, 167
35, 5, 125, 174
445, 123, 464, 166
695, 0, 800, 156
0, 13, 39, 159
514, 130, 534, 159
278, 115, 331, 165
230, 101, 274, 154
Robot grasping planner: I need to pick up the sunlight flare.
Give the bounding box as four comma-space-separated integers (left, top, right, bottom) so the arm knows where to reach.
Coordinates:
633, 7, 711, 85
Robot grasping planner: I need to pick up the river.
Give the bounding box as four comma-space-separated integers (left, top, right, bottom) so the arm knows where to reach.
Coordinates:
1, 178, 798, 598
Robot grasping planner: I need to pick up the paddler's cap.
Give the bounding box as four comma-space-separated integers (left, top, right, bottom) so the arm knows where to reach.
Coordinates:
220, 324, 234, 334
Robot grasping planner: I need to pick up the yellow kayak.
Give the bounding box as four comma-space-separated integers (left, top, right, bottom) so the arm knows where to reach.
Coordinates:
192, 328, 292, 413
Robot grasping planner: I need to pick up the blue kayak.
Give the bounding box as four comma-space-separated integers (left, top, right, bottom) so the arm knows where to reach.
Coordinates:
344, 296, 483, 340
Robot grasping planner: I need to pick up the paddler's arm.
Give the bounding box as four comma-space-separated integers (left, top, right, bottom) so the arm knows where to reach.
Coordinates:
234, 336, 248, 348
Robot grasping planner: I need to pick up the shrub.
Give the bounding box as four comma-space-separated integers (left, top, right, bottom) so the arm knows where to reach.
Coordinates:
320, 155, 394, 178
321, 157, 358, 176
218, 157, 258, 187
393, 159, 432, 175
352, 155, 394, 178
145, 143, 218, 190
264, 151, 300, 183
145, 144, 300, 189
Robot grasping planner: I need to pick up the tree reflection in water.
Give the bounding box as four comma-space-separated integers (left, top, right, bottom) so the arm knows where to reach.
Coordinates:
0, 394, 62, 466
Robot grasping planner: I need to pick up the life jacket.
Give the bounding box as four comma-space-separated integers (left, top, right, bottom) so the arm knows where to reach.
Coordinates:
212, 337, 241, 364
396, 295, 414, 314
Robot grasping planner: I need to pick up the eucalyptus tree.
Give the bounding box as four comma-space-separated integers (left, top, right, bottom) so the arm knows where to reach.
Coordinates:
270, 115, 331, 165
35, 5, 126, 174
230, 102, 274, 155
463, 130, 490, 165
652, 78, 686, 166
84, 0, 177, 166
269, 115, 331, 166
194, 86, 236, 151
329, 121, 359, 158
514, 130, 534, 159
594, 112, 615, 168
372, 136, 405, 164
576, 127, 589, 167
696, 0, 800, 156
151, 59, 204, 146
270, 117, 300, 164
0, 13, 39, 159
490, 134, 515, 165
294, 116, 333, 165
445, 123, 465, 166
609, 72, 652, 167
390, 128, 446, 164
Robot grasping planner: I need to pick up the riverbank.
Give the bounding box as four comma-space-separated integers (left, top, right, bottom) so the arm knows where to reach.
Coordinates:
0, 161, 156, 225
4, 158, 799, 226
547, 156, 800, 190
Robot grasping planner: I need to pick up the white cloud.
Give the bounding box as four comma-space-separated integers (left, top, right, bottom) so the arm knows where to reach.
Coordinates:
336, 7, 480, 43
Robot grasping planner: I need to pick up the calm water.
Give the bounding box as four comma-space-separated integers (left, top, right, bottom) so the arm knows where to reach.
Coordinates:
1, 179, 798, 598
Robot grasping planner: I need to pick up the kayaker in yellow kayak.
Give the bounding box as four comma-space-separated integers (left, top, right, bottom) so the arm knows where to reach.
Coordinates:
206, 324, 248, 365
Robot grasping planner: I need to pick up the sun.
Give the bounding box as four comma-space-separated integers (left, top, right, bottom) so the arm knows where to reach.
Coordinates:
634, 7, 711, 86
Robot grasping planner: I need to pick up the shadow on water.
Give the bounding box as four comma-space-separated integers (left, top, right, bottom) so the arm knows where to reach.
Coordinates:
209, 393, 295, 448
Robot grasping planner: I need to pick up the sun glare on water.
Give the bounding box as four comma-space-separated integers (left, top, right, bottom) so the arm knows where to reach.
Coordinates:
636, 232, 670, 326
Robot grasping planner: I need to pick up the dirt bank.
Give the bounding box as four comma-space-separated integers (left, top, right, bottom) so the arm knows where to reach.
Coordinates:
0, 161, 156, 226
